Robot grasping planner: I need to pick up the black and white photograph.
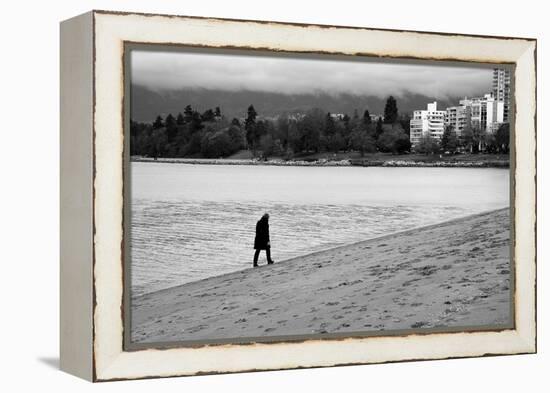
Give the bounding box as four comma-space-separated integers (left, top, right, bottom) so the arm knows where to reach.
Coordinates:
127, 47, 513, 346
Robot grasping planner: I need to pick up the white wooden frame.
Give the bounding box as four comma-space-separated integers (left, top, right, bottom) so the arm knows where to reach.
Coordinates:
60, 10, 537, 382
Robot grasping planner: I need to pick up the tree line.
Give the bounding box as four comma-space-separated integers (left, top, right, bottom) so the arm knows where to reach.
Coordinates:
415, 123, 510, 155
130, 96, 413, 159
130, 95, 509, 159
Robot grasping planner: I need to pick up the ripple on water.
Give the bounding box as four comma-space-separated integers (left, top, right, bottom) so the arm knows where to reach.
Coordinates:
130, 200, 471, 297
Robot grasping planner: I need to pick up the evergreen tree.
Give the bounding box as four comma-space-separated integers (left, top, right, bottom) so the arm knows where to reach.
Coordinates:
245, 105, 257, 148
202, 108, 216, 122
375, 117, 384, 139
176, 112, 185, 125
342, 114, 351, 127
152, 115, 164, 130
324, 113, 336, 137
165, 113, 176, 128
214, 106, 221, 118
190, 110, 203, 133
383, 96, 399, 124
183, 105, 194, 123
165, 113, 177, 141
231, 118, 241, 127
341, 114, 352, 149
363, 109, 371, 125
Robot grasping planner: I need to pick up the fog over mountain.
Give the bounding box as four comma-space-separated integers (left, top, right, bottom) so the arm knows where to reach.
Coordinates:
131, 85, 482, 123
130, 49, 493, 122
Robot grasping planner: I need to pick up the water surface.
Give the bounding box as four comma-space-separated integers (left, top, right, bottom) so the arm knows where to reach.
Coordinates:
131, 163, 509, 297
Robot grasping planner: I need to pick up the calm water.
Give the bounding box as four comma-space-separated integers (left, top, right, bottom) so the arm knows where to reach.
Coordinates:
130, 162, 509, 297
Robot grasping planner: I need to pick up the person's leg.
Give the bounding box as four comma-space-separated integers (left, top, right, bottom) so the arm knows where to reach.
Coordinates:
253, 249, 261, 267
266, 247, 274, 264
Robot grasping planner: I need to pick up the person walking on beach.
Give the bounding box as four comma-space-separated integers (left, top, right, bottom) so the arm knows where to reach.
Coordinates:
253, 213, 275, 267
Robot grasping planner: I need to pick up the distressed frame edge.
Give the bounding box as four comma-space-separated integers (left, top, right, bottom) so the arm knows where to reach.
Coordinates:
123, 43, 519, 353
512, 40, 537, 354
91, 8, 537, 42
59, 10, 95, 381
89, 11, 537, 382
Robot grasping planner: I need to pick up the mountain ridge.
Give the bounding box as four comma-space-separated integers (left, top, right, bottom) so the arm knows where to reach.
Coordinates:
130, 84, 481, 123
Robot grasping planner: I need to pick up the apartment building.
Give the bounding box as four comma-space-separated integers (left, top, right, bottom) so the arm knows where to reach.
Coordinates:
460, 94, 504, 133
409, 101, 446, 146
445, 105, 470, 136
493, 68, 511, 123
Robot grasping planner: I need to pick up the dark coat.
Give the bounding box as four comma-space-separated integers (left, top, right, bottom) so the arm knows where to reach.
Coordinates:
254, 217, 270, 250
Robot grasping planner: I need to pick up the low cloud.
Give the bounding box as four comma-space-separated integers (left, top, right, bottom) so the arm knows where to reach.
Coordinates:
131, 49, 493, 99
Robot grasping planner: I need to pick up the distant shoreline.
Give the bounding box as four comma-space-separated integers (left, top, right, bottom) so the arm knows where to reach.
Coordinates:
131, 156, 509, 168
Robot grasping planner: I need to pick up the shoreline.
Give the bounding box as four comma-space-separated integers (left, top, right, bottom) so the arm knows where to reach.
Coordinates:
131, 156, 510, 168
134, 208, 508, 300
131, 208, 511, 343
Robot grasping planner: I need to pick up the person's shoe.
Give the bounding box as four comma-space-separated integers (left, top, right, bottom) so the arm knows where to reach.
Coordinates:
253, 264, 258, 268
268, 260, 275, 265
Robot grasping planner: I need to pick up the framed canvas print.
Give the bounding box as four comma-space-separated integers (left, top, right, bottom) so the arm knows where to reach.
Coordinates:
60, 10, 537, 382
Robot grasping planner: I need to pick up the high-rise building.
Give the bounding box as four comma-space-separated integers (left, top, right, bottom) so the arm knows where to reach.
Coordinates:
445, 105, 470, 137
460, 93, 504, 133
411, 93, 505, 147
410, 102, 446, 146
492, 68, 511, 122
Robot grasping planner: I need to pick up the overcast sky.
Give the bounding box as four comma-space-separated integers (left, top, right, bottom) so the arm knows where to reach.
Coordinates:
131, 49, 493, 99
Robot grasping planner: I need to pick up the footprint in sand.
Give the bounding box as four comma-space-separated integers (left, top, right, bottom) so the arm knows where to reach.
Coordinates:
187, 325, 207, 333
411, 321, 429, 328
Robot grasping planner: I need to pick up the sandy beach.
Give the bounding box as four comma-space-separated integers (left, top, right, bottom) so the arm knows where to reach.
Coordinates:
131, 208, 511, 344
